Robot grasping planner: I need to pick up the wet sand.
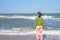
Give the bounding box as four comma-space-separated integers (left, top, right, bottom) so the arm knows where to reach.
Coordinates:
0, 34, 60, 40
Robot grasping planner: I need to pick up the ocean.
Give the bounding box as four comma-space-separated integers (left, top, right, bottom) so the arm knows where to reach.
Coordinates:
0, 13, 60, 35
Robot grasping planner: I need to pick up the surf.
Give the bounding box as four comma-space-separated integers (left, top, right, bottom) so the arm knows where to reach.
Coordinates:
0, 29, 60, 35
0, 15, 59, 20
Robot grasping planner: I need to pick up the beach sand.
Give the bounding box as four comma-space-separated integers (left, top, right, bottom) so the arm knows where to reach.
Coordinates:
0, 34, 60, 40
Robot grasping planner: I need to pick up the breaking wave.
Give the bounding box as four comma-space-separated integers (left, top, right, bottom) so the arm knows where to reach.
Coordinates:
0, 29, 60, 35
0, 15, 59, 20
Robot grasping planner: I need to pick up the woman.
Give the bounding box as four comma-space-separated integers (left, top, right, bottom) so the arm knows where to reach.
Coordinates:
34, 12, 44, 40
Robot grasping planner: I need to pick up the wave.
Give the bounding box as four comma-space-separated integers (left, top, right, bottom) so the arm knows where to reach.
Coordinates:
0, 28, 36, 35
0, 15, 36, 20
0, 15, 60, 20
0, 29, 60, 35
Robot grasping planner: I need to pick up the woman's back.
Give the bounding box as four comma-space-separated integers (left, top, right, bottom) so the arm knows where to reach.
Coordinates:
34, 17, 44, 28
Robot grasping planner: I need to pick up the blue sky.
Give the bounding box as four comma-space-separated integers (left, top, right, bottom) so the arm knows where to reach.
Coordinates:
0, 0, 60, 13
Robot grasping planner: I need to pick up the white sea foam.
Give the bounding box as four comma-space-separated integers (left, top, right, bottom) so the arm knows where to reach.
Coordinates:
0, 15, 36, 20
43, 30, 60, 35
0, 29, 36, 35
0, 15, 5, 17
0, 29, 60, 35
0, 15, 60, 20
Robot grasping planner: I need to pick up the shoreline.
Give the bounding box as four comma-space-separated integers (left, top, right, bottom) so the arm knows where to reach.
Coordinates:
0, 34, 60, 40
0, 30, 60, 35
0, 30, 60, 40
